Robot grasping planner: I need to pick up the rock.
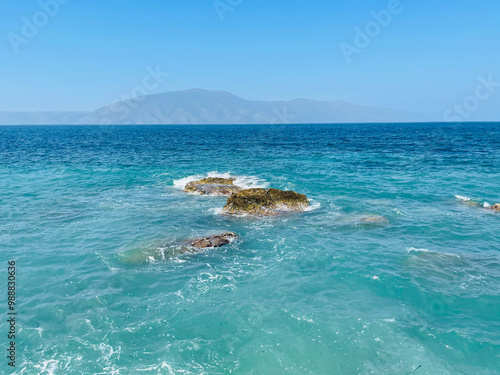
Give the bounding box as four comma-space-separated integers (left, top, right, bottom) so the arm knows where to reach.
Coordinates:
489, 203, 500, 212
184, 232, 238, 249
119, 233, 238, 265
184, 177, 242, 196
223, 188, 309, 216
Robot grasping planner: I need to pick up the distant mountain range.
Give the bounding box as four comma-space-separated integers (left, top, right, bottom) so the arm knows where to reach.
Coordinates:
0, 89, 430, 125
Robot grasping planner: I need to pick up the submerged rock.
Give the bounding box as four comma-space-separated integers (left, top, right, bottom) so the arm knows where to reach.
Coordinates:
184, 232, 238, 249
464, 201, 481, 207
360, 215, 389, 223
118, 245, 177, 265
184, 177, 242, 196
223, 188, 309, 216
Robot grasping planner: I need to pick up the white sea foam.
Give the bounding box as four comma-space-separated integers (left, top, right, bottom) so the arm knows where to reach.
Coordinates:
173, 174, 205, 190
455, 195, 494, 209
304, 200, 321, 211
33, 359, 59, 375
209, 207, 224, 215
407, 247, 461, 259
34, 327, 44, 337
393, 208, 409, 216
173, 171, 267, 190
232, 173, 268, 189
407, 247, 430, 253
455, 195, 489, 207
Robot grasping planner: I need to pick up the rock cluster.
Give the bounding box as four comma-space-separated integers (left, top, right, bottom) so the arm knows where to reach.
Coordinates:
120, 174, 398, 264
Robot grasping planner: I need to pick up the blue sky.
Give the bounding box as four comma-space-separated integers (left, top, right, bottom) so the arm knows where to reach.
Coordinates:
0, 0, 499, 120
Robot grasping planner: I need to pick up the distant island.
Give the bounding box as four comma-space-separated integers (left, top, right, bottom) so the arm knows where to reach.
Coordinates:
0, 89, 429, 125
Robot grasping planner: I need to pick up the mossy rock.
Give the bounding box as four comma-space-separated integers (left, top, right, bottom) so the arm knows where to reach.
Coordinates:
184, 177, 242, 196
223, 188, 309, 216
196, 177, 236, 185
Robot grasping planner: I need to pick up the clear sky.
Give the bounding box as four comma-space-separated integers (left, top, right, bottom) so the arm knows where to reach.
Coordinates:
0, 0, 499, 120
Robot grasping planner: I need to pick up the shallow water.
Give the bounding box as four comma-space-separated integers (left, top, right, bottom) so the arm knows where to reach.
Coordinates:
1, 123, 499, 374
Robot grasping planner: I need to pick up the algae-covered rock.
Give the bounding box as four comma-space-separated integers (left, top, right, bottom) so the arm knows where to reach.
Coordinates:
195, 177, 235, 185
184, 177, 242, 196
223, 188, 309, 216
184, 232, 238, 249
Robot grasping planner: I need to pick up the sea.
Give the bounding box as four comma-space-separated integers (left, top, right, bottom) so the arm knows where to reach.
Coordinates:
0, 123, 499, 374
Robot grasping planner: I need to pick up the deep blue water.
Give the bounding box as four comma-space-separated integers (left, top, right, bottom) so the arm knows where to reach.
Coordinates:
1, 123, 499, 374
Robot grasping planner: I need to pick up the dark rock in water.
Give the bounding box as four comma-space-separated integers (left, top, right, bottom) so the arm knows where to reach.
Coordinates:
119, 233, 238, 265
223, 188, 309, 216
184, 177, 242, 196
489, 203, 500, 212
184, 232, 238, 249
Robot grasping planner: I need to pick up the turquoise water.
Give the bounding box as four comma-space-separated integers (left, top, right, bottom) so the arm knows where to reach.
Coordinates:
1, 123, 499, 374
